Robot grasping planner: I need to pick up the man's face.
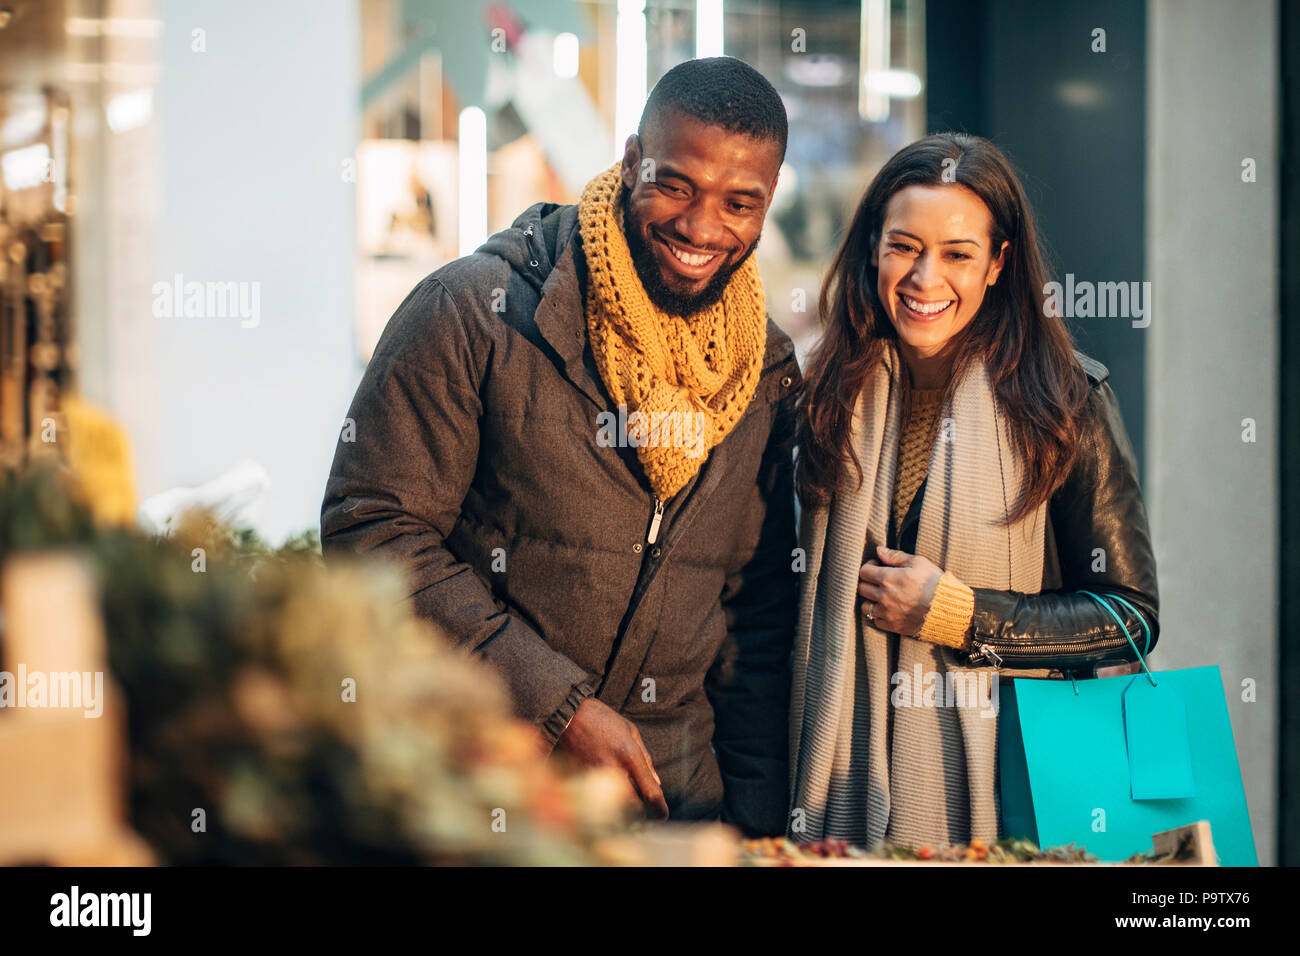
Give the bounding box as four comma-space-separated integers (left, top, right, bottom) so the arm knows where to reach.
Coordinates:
619, 110, 782, 317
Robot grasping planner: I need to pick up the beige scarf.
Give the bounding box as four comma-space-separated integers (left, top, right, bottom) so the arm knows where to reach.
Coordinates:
789, 342, 1048, 849
578, 164, 768, 500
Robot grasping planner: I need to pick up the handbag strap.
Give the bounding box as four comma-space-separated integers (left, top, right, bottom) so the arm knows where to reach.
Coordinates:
1078, 590, 1157, 687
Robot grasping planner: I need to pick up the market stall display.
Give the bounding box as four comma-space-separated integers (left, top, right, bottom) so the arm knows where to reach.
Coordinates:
0, 459, 1231, 868
0, 461, 640, 865
739, 821, 1216, 867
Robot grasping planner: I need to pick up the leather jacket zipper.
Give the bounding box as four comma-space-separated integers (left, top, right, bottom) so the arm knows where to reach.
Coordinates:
646, 497, 665, 544
972, 632, 1134, 667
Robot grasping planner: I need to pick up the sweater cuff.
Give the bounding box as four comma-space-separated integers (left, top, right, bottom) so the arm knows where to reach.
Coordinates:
918, 571, 975, 650
539, 680, 596, 751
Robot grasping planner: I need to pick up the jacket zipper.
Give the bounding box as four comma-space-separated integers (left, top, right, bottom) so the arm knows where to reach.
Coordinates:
646, 497, 665, 544
973, 633, 1134, 667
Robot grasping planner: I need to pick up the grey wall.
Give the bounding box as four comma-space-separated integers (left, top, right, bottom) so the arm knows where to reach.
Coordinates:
144, 0, 361, 543
1280, 0, 1300, 869
1146, 0, 1279, 864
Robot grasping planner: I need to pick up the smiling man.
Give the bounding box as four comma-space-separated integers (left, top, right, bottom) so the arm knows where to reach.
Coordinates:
321, 58, 800, 835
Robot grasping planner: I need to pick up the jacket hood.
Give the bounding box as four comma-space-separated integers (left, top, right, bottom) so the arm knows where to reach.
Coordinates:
476, 201, 579, 295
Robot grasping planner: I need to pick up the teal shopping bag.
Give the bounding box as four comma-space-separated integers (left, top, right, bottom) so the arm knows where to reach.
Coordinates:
997, 592, 1257, 866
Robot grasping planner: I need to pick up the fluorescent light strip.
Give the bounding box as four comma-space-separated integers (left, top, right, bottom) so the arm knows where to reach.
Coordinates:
864, 69, 922, 98
1, 143, 52, 191
614, 0, 647, 160
554, 32, 580, 79
696, 0, 724, 58
106, 88, 154, 134
65, 17, 163, 38
859, 0, 890, 122
458, 106, 488, 257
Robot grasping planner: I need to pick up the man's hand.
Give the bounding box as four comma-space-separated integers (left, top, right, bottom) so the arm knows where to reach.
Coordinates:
857, 545, 944, 636
556, 697, 670, 820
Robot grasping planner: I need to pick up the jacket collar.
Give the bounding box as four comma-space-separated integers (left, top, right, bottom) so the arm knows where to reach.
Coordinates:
533, 207, 611, 411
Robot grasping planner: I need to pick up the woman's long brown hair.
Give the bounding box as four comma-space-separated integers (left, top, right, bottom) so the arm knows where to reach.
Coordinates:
795, 132, 1091, 523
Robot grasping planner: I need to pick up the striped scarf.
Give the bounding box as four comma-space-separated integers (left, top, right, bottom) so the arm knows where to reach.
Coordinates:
789, 342, 1048, 849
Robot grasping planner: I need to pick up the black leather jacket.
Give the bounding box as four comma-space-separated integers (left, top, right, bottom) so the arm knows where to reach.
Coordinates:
894, 351, 1159, 676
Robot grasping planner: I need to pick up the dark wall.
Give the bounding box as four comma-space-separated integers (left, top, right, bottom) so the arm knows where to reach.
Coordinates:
926, 0, 1148, 478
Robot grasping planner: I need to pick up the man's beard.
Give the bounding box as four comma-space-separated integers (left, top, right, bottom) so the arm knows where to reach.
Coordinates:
622, 191, 759, 318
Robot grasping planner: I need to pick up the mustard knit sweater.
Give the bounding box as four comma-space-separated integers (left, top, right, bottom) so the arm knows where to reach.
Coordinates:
893, 387, 976, 649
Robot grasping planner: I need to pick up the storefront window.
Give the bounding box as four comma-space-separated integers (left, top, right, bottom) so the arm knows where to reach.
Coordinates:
355, 0, 925, 361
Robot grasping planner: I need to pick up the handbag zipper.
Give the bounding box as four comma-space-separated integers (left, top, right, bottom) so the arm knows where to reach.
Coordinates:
646, 496, 665, 544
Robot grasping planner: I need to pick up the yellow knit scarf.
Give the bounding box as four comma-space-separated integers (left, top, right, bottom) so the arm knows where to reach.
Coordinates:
578, 164, 768, 500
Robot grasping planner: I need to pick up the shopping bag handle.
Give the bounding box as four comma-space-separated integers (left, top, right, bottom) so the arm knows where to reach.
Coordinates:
1078, 590, 1156, 687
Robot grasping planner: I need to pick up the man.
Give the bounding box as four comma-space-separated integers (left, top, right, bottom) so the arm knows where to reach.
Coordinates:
321, 57, 800, 836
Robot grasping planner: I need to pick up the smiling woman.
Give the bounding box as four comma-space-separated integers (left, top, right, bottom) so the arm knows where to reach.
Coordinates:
873, 183, 1007, 388
798, 133, 1093, 520
788, 132, 1160, 851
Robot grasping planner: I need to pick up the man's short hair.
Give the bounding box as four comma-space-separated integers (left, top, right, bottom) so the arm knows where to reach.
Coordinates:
638, 57, 788, 160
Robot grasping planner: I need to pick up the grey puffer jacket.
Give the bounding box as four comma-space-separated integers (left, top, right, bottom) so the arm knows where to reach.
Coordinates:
320, 201, 802, 836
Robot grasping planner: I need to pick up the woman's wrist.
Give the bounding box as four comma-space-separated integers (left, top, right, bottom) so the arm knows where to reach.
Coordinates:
917, 571, 975, 649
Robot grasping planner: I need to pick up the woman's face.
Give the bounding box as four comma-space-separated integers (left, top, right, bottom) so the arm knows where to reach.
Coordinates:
872, 184, 1008, 363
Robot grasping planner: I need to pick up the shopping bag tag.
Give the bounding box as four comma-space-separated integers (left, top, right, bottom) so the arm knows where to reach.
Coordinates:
1122, 677, 1195, 800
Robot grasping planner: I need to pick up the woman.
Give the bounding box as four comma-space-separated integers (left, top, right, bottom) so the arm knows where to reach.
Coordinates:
788, 133, 1159, 850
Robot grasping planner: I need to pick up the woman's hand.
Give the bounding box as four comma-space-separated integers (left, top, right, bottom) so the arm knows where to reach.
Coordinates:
858, 545, 944, 636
